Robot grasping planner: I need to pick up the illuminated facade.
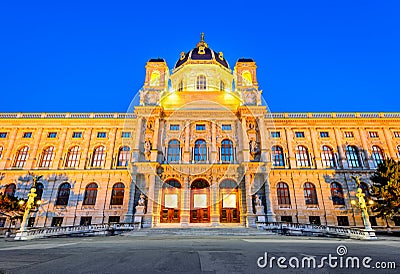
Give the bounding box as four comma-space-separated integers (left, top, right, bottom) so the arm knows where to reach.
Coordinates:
1, 35, 400, 230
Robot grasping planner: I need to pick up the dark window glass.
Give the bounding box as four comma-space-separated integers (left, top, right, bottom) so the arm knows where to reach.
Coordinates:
65, 146, 80, 168
36, 183, 44, 200
91, 146, 105, 167
296, 145, 310, 167
346, 145, 361, 168
83, 183, 98, 205
23, 132, 32, 138
121, 132, 131, 138
196, 124, 206, 131
109, 216, 120, 223
167, 140, 180, 163
221, 124, 231, 131
320, 131, 329, 138
304, 182, 318, 205
221, 139, 233, 163
219, 80, 225, 91
0, 217, 6, 227
369, 131, 379, 138
0, 132, 8, 138
56, 182, 71, 206
295, 131, 305, 138
309, 216, 321, 225
13, 146, 29, 168
371, 145, 384, 166
344, 131, 354, 138
271, 131, 280, 138
194, 139, 207, 162
47, 132, 57, 138
39, 146, 54, 168
281, 216, 293, 223
117, 146, 130, 167
110, 183, 125, 205
196, 75, 206, 90
330, 182, 345, 205
51, 217, 63, 227
337, 216, 349, 226
97, 132, 107, 138
80, 217, 92, 226
170, 124, 180, 131
277, 182, 291, 205
72, 132, 82, 138
272, 146, 285, 167
321, 145, 336, 168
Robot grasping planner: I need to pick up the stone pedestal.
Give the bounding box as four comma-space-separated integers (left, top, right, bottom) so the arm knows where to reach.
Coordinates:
255, 205, 266, 222
14, 230, 29, 241
211, 214, 220, 226
134, 206, 146, 227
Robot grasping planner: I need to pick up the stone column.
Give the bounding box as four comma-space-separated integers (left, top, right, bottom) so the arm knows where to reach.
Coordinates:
181, 176, 190, 226
263, 176, 276, 222
132, 118, 143, 162
309, 128, 322, 168
245, 174, 256, 227
125, 175, 137, 222
183, 122, 190, 163
143, 174, 155, 228
79, 129, 93, 169
241, 118, 249, 162
211, 175, 219, 226
358, 128, 374, 168
211, 121, 217, 163
2, 128, 18, 169
284, 128, 296, 168
151, 118, 160, 161
105, 128, 118, 169
334, 128, 348, 169
27, 128, 43, 169
257, 117, 268, 162
55, 129, 68, 169
382, 127, 397, 159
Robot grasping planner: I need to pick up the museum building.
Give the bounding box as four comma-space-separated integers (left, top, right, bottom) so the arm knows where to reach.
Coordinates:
1, 35, 400, 230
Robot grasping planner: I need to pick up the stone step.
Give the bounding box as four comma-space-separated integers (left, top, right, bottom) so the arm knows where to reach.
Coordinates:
121, 227, 275, 236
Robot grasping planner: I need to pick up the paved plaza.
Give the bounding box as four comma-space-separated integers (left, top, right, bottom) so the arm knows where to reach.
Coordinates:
0, 230, 399, 274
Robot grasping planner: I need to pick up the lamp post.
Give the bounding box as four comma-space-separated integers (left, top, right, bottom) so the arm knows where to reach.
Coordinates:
350, 176, 377, 240
14, 173, 42, 241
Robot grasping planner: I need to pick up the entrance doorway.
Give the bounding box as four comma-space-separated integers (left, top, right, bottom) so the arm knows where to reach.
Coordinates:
219, 180, 240, 223
190, 179, 210, 223
160, 180, 181, 223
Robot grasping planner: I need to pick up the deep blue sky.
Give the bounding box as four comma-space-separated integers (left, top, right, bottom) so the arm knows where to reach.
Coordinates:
0, 1, 399, 113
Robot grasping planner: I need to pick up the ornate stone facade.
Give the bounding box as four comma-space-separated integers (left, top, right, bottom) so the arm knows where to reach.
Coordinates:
1, 36, 400, 230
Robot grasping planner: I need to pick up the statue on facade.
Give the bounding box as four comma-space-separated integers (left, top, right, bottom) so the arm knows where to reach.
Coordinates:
144, 139, 152, 159
255, 195, 263, 207
249, 140, 260, 155
138, 193, 146, 206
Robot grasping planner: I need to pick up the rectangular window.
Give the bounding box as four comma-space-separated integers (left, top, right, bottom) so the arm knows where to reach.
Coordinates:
0, 132, 7, 138
222, 124, 232, 131
121, 132, 131, 138
271, 131, 280, 138
23, 132, 32, 138
320, 131, 329, 138
28, 217, 35, 227
47, 132, 57, 138
295, 131, 305, 138
196, 124, 206, 131
281, 216, 293, 223
108, 216, 120, 223
170, 124, 180, 131
369, 216, 377, 226
51, 217, 63, 227
309, 216, 321, 225
337, 216, 349, 226
394, 131, 400, 138
72, 132, 82, 138
369, 131, 379, 138
344, 131, 354, 138
80, 217, 92, 226
97, 132, 107, 138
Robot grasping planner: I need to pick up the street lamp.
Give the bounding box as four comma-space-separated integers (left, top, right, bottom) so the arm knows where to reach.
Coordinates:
14, 173, 42, 241
350, 176, 377, 240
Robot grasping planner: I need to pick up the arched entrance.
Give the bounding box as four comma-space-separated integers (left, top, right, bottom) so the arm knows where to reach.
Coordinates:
190, 179, 210, 223
160, 180, 181, 223
219, 180, 240, 223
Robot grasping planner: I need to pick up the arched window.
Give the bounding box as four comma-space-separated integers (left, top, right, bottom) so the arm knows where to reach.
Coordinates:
117, 146, 131, 167
150, 71, 160, 86
83, 183, 98, 205
65, 146, 80, 168
167, 140, 180, 163
296, 145, 310, 167
219, 80, 225, 91
277, 182, 291, 205
39, 146, 55, 168
321, 145, 336, 168
91, 146, 105, 167
346, 145, 361, 168
56, 182, 71, 206
177, 80, 183, 91
272, 145, 285, 167
13, 146, 29, 168
304, 182, 318, 205
221, 139, 233, 163
36, 182, 44, 200
194, 139, 207, 162
242, 71, 252, 86
0, 146, 3, 158
371, 145, 384, 166
330, 182, 345, 205
110, 183, 125, 205
360, 182, 370, 198
196, 75, 206, 90
4, 183, 16, 197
